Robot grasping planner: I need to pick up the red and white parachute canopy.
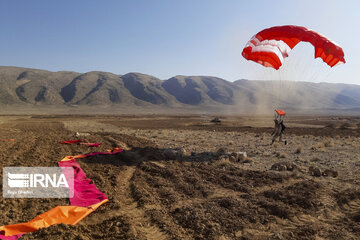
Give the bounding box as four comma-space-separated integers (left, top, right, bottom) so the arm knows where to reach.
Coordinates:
242, 25, 346, 70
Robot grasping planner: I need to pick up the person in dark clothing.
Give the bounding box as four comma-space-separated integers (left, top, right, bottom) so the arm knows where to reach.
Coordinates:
271, 110, 287, 145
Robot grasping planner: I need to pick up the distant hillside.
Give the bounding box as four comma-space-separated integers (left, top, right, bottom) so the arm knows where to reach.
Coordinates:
0, 66, 359, 115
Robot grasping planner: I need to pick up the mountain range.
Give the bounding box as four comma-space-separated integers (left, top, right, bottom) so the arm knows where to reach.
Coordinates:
0, 66, 359, 115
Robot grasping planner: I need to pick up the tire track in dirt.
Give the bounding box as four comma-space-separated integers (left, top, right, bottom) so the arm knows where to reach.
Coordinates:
83, 165, 168, 240
118, 167, 168, 240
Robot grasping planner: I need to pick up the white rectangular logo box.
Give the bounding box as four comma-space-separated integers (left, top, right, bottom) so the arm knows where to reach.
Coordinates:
3, 167, 74, 198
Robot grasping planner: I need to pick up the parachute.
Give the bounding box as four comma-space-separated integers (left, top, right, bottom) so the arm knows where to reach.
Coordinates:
242, 25, 345, 69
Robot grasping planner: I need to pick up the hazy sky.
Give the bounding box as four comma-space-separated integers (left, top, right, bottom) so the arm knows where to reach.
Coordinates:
1, 0, 359, 84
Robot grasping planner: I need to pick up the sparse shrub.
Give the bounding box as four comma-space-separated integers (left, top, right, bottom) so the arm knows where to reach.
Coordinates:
295, 145, 303, 154
229, 156, 237, 162
340, 122, 354, 129
317, 142, 325, 148
325, 123, 337, 129
311, 142, 326, 151
237, 152, 248, 161
323, 169, 338, 178
215, 158, 232, 166
318, 146, 327, 152
309, 166, 322, 177
311, 157, 321, 162
275, 152, 287, 158
176, 148, 187, 158
216, 147, 227, 155
271, 161, 297, 171
324, 139, 335, 147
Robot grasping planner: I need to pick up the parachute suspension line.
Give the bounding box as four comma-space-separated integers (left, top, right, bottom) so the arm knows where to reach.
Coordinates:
308, 64, 329, 83
310, 67, 323, 83
248, 61, 258, 79
308, 59, 319, 82
241, 25, 345, 114
320, 66, 333, 83
303, 59, 315, 82
277, 67, 283, 109
321, 68, 334, 83
281, 67, 285, 108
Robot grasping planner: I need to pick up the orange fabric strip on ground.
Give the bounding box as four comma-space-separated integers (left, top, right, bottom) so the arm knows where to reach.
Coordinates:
0, 149, 124, 238
0, 199, 108, 237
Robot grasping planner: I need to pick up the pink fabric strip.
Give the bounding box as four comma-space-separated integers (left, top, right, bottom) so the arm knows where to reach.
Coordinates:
0, 234, 23, 240
58, 159, 108, 207
0, 149, 123, 239
57, 149, 123, 207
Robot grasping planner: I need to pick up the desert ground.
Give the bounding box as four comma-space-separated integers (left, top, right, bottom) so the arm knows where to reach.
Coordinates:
0, 115, 359, 240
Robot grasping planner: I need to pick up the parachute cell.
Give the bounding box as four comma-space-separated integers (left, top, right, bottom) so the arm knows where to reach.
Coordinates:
242, 25, 346, 69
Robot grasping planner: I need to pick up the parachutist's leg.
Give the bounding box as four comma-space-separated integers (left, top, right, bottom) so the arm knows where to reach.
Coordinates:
271, 133, 277, 145
272, 131, 281, 145
280, 132, 287, 145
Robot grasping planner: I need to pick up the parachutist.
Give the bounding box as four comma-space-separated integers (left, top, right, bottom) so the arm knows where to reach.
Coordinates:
271, 110, 287, 145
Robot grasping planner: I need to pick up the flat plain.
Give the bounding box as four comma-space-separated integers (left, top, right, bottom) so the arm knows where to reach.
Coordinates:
0, 115, 359, 240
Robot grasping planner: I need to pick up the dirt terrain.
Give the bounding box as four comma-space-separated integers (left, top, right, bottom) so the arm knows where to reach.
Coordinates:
0, 115, 359, 240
